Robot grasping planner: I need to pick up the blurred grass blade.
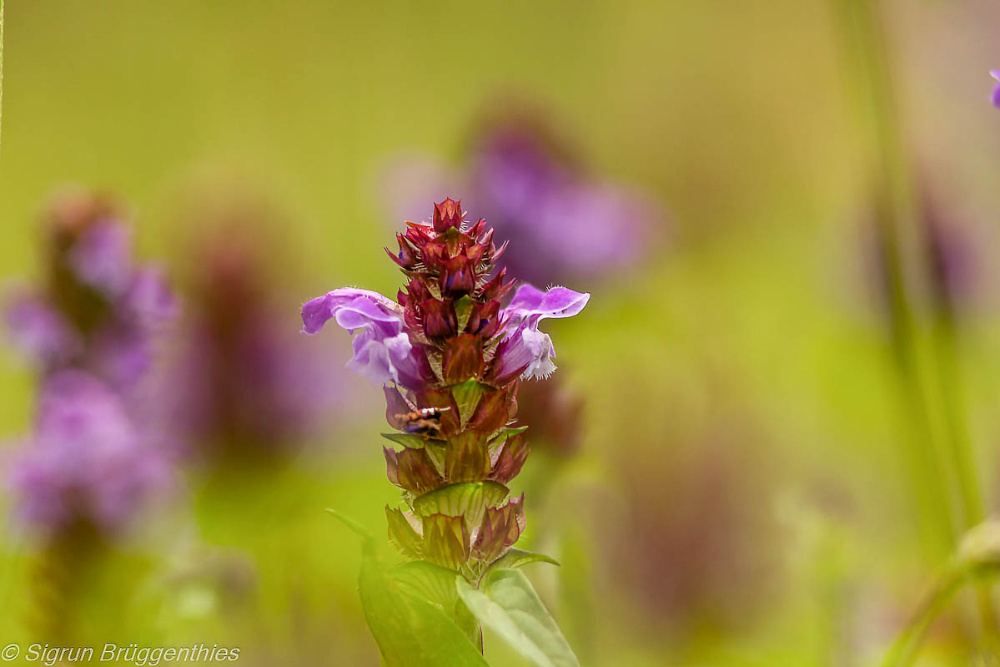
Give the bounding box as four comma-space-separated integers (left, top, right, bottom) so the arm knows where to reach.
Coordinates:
457, 568, 579, 667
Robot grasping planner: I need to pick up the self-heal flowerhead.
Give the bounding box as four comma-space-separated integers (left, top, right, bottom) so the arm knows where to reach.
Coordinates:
302, 199, 588, 575
161, 233, 345, 458
2, 190, 180, 544
5, 371, 174, 539
2, 189, 176, 390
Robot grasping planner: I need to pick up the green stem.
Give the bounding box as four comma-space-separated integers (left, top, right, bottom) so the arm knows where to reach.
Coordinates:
832, 0, 997, 644
931, 313, 997, 632
883, 562, 965, 667
832, 0, 955, 554
28, 522, 102, 645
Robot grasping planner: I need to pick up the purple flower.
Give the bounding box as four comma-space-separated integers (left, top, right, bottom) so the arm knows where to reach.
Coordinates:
503, 284, 592, 324
992, 70, 1000, 108
493, 285, 590, 382
5, 371, 174, 538
302, 283, 589, 387
163, 310, 346, 455
3, 292, 81, 367
302, 288, 423, 387
2, 191, 177, 392
68, 221, 133, 298
381, 112, 660, 287
125, 267, 178, 328
90, 325, 155, 391
150, 228, 350, 460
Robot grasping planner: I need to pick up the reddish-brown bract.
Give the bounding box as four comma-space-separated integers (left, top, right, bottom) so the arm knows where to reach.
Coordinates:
383, 200, 527, 572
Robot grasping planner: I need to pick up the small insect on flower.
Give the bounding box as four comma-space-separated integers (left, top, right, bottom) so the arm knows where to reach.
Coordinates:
396, 407, 449, 436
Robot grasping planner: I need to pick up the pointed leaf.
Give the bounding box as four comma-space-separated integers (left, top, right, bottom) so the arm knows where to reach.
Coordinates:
422, 513, 472, 569
456, 569, 579, 667
454, 295, 474, 332
325, 508, 374, 543
381, 432, 430, 449
423, 440, 448, 477
446, 432, 492, 483
386, 507, 423, 559
483, 550, 560, 582
488, 426, 529, 453
451, 379, 485, 425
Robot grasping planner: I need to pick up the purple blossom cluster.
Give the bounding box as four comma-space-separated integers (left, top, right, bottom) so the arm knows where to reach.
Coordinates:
992, 70, 1000, 108
4, 192, 175, 389
6, 371, 173, 538
302, 283, 588, 389
160, 235, 344, 459
384, 110, 658, 288
3, 190, 177, 540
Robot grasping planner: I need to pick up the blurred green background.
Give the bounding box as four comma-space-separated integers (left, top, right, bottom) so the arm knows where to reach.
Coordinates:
3, 1, 1000, 665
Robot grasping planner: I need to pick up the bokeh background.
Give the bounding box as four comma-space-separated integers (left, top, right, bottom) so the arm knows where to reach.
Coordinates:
2, 1, 1000, 665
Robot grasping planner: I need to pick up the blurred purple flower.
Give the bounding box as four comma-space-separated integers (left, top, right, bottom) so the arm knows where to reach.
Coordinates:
68, 221, 133, 298
125, 267, 178, 328
3, 293, 81, 367
606, 434, 774, 632
2, 191, 176, 392
991, 70, 1000, 108
382, 111, 660, 287
160, 235, 346, 458
6, 371, 174, 538
165, 313, 345, 455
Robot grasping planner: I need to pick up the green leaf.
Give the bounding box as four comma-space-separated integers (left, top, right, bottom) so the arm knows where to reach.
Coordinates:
487, 427, 529, 455
325, 509, 484, 664
389, 561, 481, 647
457, 569, 579, 667
381, 432, 430, 449
423, 441, 448, 477
358, 545, 488, 666
325, 508, 374, 543
389, 560, 461, 610
481, 550, 560, 583
413, 481, 509, 528
451, 379, 485, 425
454, 295, 474, 332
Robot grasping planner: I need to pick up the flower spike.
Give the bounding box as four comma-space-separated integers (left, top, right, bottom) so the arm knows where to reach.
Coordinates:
302, 200, 588, 576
